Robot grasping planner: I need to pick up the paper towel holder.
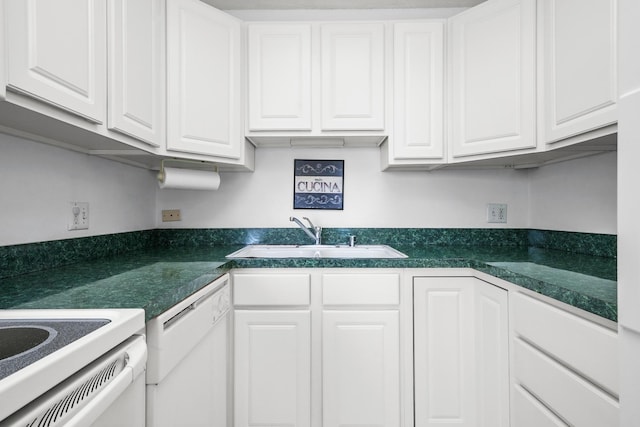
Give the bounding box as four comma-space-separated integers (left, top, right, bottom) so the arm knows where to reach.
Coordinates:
156, 158, 219, 183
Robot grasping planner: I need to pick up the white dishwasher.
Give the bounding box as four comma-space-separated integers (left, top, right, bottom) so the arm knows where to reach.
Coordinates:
146, 274, 231, 427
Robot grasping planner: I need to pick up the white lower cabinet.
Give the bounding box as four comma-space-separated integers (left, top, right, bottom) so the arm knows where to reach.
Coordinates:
232, 269, 618, 427
413, 276, 509, 427
234, 310, 312, 427
510, 291, 619, 427
323, 310, 400, 427
232, 269, 401, 427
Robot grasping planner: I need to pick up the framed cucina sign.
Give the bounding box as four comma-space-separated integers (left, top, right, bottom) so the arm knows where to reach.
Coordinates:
293, 159, 344, 210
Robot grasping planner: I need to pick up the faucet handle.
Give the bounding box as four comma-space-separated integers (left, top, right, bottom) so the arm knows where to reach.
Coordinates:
302, 216, 316, 229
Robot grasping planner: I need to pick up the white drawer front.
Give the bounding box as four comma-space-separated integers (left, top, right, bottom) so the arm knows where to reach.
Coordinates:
233, 273, 311, 306
512, 384, 567, 427
511, 291, 618, 396
322, 273, 400, 305
512, 338, 619, 427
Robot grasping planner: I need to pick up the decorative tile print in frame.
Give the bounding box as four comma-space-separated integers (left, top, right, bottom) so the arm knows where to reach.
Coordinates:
294, 159, 344, 210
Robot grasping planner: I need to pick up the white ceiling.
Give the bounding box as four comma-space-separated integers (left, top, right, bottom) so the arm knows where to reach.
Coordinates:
203, 0, 485, 10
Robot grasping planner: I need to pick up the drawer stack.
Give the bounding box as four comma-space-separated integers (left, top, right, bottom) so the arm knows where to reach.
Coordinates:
510, 291, 618, 427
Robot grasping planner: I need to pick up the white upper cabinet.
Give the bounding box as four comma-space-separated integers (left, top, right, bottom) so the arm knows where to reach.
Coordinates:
166, 0, 242, 159
107, 0, 164, 147
539, 0, 617, 144
4, 0, 107, 123
245, 22, 386, 144
320, 23, 385, 131
449, 0, 536, 159
386, 21, 445, 164
247, 24, 312, 131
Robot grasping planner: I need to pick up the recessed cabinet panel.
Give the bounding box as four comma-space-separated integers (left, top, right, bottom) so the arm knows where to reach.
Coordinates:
414, 277, 509, 427
449, 0, 536, 158
414, 281, 475, 426
234, 310, 311, 427
322, 310, 400, 427
247, 24, 312, 131
5, 0, 106, 123
108, 0, 164, 147
392, 22, 444, 160
166, 0, 241, 159
541, 0, 617, 143
475, 281, 510, 427
321, 23, 385, 130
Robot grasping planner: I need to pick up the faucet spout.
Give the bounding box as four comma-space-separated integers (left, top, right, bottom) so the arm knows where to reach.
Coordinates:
289, 216, 322, 245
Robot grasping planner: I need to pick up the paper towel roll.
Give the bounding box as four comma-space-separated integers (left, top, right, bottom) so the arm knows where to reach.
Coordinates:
158, 167, 220, 190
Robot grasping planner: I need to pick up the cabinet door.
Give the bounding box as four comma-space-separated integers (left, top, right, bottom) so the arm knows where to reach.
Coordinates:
475, 279, 510, 427
323, 310, 400, 427
540, 0, 617, 144
166, 0, 241, 159
107, 0, 164, 147
247, 24, 312, 131
320, 23, 385, 131
414, 277, 508, 427
234, 310, 311, 427
391, 22, 444, 160
5, 0, 106, 123
449, 0, 536, 158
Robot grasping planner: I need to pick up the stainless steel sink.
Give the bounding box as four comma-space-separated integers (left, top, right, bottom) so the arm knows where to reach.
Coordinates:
226, 244, 408, 259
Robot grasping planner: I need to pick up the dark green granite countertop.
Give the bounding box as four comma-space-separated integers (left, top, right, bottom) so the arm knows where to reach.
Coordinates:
0, 245, 617, 322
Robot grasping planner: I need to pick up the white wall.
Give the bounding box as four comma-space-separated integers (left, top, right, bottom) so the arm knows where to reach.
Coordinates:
156, 147, 531, 229
0, 135, 617, 246
0, 133, 157, 246
528, 151, 617, 234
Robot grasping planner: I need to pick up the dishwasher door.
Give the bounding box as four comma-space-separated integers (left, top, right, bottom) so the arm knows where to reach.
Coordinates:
146, 274, 230, 427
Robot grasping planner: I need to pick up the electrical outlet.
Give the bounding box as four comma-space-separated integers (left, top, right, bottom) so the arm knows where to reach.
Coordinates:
487, 203, 507, 223
68, 202, 89, 230
162, 209, 181, 222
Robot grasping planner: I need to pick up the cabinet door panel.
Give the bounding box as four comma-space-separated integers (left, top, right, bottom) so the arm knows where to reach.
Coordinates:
392, 22, 444, 160
234, 310, 311, 427
323, 310, 400, 427
541, 0, 617, 143
108, 0, 163, 146
414, 277, 508, 427
414, 279, 475, 427
5, 0, 106, 123
248, 24, 312, 131
166, 0, 241, 159
475, 281, 510, 427
321, 23, 385, 130
449, 0, 536, 157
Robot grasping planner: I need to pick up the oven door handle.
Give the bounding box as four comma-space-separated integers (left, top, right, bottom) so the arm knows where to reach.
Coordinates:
65, 337, 147, 427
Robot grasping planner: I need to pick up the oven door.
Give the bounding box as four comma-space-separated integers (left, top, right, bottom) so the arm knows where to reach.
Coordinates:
0, 335, 146, 426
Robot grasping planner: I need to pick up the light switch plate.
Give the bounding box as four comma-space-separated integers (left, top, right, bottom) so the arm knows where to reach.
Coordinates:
162, 209, 181, 222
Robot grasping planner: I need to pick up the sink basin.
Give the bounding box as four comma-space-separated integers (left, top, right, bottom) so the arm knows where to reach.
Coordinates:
226, 245, 408, 259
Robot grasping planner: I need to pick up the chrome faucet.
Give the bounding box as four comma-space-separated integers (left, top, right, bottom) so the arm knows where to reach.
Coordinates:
290, 216, 322, 245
